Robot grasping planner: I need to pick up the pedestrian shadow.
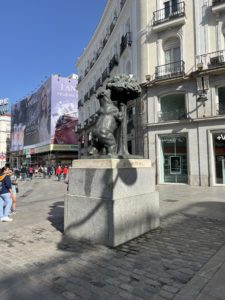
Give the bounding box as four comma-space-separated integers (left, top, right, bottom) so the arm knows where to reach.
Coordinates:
48, 201, 64, 233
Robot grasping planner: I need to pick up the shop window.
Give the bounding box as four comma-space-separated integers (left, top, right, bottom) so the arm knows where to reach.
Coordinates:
159, 94, 186, 121
213, 132, 225, 184
218, 87, 225, 115
160, 135, 188, 183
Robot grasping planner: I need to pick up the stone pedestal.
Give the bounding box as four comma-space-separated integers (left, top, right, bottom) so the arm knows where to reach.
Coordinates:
64, 159, 160, 247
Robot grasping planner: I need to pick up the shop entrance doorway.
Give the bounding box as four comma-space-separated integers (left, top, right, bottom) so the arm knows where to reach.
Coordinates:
160, 135, 188, 183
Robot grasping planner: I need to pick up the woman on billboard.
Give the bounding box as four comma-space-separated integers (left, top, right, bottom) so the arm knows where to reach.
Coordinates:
38, 86, 50, 143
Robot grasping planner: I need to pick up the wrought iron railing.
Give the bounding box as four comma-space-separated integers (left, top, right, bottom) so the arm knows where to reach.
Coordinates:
120, 0, 126, 10
78, 99, 83, 108
155, 60, 185, 79
153, 1, 185, 26
212, 0, 225, 6
102, 67, 110, 83
95, 78, 102, 91
158, 109, 187, 122
110, 16, 118, 33
196, 49, 225, 70
84, 92, 89, 103
109, 54, 119, 72
89, 85, 96, 97
120, 32, 132, 55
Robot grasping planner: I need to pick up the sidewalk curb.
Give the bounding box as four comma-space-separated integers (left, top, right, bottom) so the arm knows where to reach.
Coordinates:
174, 244, 225, 299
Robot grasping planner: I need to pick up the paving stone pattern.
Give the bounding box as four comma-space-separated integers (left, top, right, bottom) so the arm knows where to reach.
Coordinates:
1, 211, 225, 300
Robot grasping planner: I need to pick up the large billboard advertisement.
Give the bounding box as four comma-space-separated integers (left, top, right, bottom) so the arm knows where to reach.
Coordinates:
11, 79, 51, 151
11, 75, 78, 152
51, 76, 78, 145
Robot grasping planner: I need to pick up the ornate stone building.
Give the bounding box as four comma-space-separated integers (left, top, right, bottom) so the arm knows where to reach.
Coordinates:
76, 0, 225, 186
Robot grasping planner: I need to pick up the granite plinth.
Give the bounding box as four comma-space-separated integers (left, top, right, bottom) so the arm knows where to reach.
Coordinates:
64, 159, 160, 247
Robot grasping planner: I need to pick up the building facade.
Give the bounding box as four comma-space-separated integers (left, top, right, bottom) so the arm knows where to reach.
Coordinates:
76, 0, 146, 157
10, 74, 79, 168
77, 0, 225, 186
0, 114, 11, 168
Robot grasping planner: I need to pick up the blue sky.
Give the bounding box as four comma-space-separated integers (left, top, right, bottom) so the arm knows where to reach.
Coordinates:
0, 0, 106, 104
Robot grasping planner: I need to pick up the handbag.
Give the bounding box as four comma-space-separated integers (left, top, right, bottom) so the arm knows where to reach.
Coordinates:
16, 186, 19, 193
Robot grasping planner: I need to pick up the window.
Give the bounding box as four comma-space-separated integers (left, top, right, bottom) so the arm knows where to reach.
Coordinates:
159, 94, 186, 121
218, 86, 225, 115
164, 37, 181, 64
164, 0, 178, 18
159, 37, 182, 77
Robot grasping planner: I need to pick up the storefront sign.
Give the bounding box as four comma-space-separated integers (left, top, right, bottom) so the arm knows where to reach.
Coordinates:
161, 137, 176, 143
50, 144, 78, 151
216, 134, 225, 141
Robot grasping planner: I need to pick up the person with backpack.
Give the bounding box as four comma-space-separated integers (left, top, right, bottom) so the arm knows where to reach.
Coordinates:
0, 166, 13, 222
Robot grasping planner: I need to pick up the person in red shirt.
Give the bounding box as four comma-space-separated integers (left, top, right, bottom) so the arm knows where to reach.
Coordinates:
62, 166, 68, 180
56, 165, 62, 181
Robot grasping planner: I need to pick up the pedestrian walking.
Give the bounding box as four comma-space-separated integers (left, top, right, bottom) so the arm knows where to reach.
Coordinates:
28, 166, 34, 180
47, 166, 52, 178
56, 165, 62, 181
43, 166, 47, 179
0, 166, 13, 222
21, 165, 27, 181
62, 166, 68, 181
9, 168, 18, 215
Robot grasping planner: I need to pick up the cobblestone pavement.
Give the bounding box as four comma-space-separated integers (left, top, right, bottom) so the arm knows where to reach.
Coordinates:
1, 179, 225, 300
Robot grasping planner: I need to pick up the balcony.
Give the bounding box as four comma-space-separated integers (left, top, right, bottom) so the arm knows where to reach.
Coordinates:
102, 33, 110, 49
89, 58, 95, 70
84, 66, 90, 77
196, 49, 225, 70
78, 99, 83, 108
155, 60, 185, 80
110, 16, 118, 33
95, 78, 102, 91
89, 85, 96, 97
120, 32, 132, 55
95, 46, 103, 61
120, 0, 126, 10
109, 54, 119, 72
102, 67, 110, 83
212, 0, 225, 13
158, 109, 187, 122
84, 92, 90, 103
152, 1, 185, 32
